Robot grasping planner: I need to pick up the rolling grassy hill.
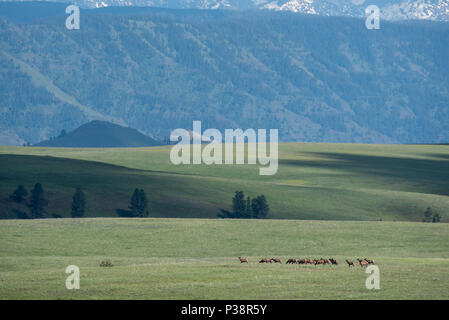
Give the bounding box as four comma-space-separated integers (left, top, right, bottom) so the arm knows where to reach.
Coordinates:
0, 218, 448, 299
0, 143, 448, 221
1, 144, 448, 299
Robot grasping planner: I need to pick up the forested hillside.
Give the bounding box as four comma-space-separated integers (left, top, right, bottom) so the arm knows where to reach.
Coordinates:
0, 4, 449, 144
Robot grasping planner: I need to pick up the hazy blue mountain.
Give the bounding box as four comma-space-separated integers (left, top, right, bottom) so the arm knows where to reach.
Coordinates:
0, 3, 448, 144
2, 0, 448, 21
34, 120, 162, 147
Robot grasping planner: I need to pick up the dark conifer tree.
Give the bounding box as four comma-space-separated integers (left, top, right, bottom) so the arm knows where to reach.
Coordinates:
128, 188, 149, 217
10, 185, 28, 203
232, 191, 246, 218
28, 183, 48, 219
218, 192, 269, 219
252, 195, 269, 219
71, 187, 86, 218
245, 196, 252, 219
137, 189, 149, 217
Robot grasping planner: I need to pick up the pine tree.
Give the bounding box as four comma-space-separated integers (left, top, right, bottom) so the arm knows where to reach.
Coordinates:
137, 189, 149, 217
232, 191, 246, 218
128, 188, 149, 217
252, 195, 269, 219
71, 187, 86, 218
251, 197, 259, 218
129, 188, 140, 217
245, 196, 252, 218
28, 183, 48, 219
219, 192, 269, 219
10, 185, 28, 203
256, 195, 269, 219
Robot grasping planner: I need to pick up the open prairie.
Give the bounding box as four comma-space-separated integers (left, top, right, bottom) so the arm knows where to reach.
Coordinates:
1, 143, 448, 299
1, 1, 448, 302
0, 218, 448, 299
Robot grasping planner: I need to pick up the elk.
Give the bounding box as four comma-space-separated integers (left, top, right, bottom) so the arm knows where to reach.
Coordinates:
329, 258, 338, 265
306, 258, 314, 264
286, 258, 297, 264
259, 258, 272, 263
272, 258, 282, 264
357, 259, 368, 267
238, 257, 248, 263
314, 259, 325, 265
364, 258, 375, 264
345, 260, 355, 267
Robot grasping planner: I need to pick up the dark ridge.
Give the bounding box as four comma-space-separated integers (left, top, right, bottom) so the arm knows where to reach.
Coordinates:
34, 120, 162, 148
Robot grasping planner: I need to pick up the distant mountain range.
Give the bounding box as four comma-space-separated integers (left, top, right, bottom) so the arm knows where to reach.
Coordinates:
0, 2, 448, 145
2, 0, 448, 21
34, 120, 162, 147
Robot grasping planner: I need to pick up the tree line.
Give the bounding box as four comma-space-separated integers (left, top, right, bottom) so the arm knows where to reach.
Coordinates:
9, 184, 445, 222
218, 191, 269, 219
9, 185, 268, 220
9, 184, 150, 219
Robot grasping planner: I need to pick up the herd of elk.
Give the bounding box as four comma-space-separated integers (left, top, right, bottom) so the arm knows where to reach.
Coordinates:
240, 257, 375, 267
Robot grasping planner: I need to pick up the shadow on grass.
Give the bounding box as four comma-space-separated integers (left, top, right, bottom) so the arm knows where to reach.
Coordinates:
280, 152, 449, 196
425, 153, 449, 161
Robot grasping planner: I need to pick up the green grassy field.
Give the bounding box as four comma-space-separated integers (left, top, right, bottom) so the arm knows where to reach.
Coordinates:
1, 218, 448, 299
0, 143, 448, 299
1, 143, 449, 221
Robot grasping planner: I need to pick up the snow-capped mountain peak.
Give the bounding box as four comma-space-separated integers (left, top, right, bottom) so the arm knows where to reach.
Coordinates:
12, 0, 449, 21
263, 0, 316, 14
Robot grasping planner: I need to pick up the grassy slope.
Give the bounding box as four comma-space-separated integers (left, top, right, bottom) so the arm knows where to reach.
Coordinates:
1, 143, 448, 221
0, 218, 448, 299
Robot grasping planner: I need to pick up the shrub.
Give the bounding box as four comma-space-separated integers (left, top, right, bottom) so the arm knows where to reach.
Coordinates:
100, 260, 113, 267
